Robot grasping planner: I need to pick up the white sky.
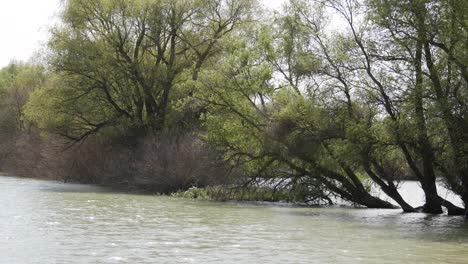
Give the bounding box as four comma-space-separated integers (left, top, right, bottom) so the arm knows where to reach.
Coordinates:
0, 0, 285, 68
0, 0, 62, 67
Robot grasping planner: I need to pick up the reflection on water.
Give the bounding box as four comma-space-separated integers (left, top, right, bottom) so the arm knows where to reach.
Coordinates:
1, 176, 468, 264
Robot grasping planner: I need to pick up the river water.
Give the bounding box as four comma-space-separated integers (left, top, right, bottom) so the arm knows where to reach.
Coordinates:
1, 176, 468, 264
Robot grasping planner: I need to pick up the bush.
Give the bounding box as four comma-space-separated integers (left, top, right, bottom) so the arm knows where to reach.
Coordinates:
133, 132, 229, 193
0, 130, 231, 194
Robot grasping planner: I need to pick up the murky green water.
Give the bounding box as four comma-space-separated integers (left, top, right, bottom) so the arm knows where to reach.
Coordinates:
1, 176, 468, 264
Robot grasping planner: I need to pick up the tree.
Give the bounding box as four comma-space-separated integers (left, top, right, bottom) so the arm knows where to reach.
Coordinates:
0, 63, 46, 171
196, 19, 396, 208
26, 0, 256, 142
269, 0, 417, 211
368, 0, 467, 214
199, 0, 467, 214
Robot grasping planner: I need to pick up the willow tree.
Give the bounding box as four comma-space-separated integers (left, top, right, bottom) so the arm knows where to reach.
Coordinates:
199, 0, 466, 213
260, 0, 418, 211
194, 11, 396, 208
367, 0, 467, 215
26, 0, 256, 142
0, 63, 47, 171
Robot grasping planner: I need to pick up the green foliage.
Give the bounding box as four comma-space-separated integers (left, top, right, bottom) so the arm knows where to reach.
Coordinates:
0, 63, 46, 135
173, 185, 318, 204
32, 0, 257, 140
4, 0, 468, 212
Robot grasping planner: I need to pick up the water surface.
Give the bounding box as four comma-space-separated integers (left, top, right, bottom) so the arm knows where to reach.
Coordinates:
1, 176, 468, 263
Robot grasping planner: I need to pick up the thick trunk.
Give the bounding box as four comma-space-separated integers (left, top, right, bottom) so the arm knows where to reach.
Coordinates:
420, 178, 443, 214
461, 171, 468, 218
383, 187, 415, 212
421, 180, 443, 214
355, 193, 397, 209
363, 165, 415, 212
414, 31, 443, 215
437, 196, 465, 216
463, 188, 468, 218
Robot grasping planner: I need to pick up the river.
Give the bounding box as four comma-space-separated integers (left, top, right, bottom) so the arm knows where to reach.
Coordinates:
1, 176, 468, 263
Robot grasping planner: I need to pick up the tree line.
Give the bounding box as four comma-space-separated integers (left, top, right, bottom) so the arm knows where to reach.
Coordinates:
0, 0, 466, 216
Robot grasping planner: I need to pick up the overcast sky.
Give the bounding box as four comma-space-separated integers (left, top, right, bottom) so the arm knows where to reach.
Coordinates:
0, 0, 61, 67
0, 0, 285, 68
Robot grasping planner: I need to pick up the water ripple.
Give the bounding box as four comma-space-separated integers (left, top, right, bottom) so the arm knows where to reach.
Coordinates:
1, 176, 468, 264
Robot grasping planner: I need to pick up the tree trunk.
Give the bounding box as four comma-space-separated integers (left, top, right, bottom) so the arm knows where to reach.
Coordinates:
465, 204, 468, 219
420, 179, 443, 214
362, 161, 415, 212
413, 27, 443, 214
463, 189, 468, 218
383, 187, 415, 212
437, 196, 465, 216
355, 193, 397, 209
